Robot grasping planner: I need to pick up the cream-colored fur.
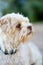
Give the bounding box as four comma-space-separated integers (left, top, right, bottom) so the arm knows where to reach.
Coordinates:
0, 13, 42, 65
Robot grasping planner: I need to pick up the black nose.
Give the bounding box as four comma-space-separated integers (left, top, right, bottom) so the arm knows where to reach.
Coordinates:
4, 49, 8, 55
27, 26, 32, 30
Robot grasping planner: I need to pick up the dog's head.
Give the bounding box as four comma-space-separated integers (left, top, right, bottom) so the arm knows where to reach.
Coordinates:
0, 13, 33, 48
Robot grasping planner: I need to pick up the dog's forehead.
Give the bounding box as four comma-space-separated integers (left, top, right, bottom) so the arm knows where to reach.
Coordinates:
12, 13, 30, 25
0, 13, 29, 26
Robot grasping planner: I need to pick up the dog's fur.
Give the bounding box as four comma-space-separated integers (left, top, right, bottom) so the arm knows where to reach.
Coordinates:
0, 13, 42, 65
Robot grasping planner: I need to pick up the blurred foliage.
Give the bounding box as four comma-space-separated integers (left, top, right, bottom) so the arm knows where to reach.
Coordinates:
1, 0, 43, 22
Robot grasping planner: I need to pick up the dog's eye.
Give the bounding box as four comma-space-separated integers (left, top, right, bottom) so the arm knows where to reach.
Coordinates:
16, 23, 21, 28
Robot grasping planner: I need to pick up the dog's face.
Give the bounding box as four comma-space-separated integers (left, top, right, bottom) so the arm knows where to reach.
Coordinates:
0, 13, 33, 54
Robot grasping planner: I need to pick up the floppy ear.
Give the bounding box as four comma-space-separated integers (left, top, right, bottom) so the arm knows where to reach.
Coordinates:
0, 19, 2, 26
0, 17, 11, 26
0, 18, 6, 26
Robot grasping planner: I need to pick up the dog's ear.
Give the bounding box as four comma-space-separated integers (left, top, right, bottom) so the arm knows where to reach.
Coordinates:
0, 19, 3, 26
0, 17, 11, 26
0, 18, 7, 26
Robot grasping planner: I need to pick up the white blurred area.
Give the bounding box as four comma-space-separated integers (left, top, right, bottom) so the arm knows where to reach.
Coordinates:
31, 24, 43, 64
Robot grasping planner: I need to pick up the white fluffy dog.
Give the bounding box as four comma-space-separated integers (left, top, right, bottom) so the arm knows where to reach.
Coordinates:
0, 13, 42, 65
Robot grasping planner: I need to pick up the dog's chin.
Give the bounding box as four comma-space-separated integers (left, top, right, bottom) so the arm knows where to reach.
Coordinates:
19, 32, 32, 43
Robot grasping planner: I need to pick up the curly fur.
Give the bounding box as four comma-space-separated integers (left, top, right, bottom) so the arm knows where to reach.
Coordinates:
0, 13, 42, 65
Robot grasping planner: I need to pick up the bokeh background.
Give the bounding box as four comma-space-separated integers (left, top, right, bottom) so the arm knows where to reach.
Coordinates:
0, 0, 43, 22
0, 0, 43, 64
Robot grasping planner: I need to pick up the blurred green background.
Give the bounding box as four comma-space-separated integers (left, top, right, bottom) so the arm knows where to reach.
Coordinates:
0, 0, 43, 22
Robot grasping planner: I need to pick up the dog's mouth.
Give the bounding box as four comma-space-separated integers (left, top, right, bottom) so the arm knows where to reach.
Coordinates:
19, 31, 32, 43
27, 31, 32, 36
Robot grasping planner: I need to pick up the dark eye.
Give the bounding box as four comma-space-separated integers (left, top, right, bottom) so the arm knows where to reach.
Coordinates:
16, 23, 21, 28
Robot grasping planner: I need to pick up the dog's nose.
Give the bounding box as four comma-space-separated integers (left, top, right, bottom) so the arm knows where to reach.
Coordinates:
4, 49, 8, 55
27, 26, 32, 31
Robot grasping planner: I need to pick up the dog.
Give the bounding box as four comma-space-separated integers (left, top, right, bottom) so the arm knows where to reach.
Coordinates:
0, 13, 42, 65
